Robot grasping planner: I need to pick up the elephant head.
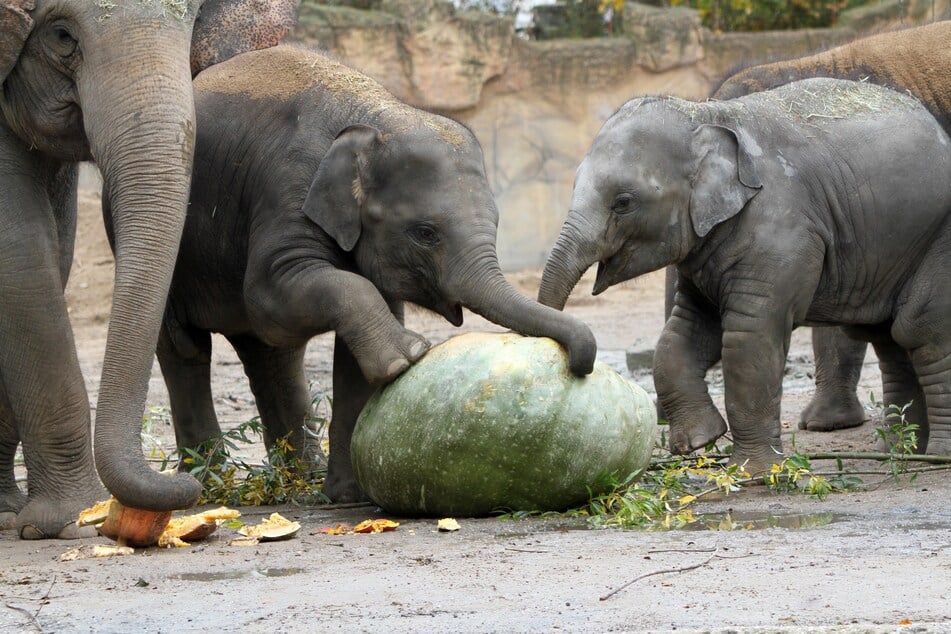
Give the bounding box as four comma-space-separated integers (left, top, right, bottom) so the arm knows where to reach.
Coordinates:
0, 0, 299, 512
304, 123, 598, 377
538, 98, 762, 309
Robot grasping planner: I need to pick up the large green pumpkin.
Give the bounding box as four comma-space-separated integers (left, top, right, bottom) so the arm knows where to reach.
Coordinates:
351, 332, 656, 517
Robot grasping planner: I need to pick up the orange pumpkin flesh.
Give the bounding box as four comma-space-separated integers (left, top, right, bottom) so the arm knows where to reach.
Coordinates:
97, 502, 173, 548
158, 507, 241, 546
79, 501, 241, 548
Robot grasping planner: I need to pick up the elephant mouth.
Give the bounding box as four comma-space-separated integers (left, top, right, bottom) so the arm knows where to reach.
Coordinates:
436, 302, 464, 327
450, 303, 464, 326
592, 259, 612, 296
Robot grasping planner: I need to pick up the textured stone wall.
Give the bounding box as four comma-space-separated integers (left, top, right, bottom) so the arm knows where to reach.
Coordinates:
290, 0, 950, 270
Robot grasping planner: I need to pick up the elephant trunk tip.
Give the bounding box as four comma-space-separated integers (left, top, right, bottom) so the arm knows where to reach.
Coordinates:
96, 456, 203, 512
564, 323, 597, 376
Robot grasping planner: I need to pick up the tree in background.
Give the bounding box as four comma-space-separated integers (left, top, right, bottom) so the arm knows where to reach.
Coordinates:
658, 0, 859, 31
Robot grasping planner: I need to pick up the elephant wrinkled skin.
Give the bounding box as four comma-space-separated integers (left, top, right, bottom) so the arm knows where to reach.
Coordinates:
539, 78, 951, 473
104, 45, 597, 503
0, 0, 298, 539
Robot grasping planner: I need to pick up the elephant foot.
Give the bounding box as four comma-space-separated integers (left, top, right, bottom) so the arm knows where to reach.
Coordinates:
668, 416, 728, 455
730, 446, 785, 477
923, 434, 949, 457
798, 390, 867, 431
0, 486, 28, 514
322, 474, 369, 504
16, 489, 105, 540
295, 440, 328, 477
362, 330, 430, 386
0, 488, 27, 529
0, 511, 18, 531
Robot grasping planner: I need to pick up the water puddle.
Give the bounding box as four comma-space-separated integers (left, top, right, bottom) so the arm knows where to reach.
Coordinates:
171, 568, 305, 582
686, 511, 845, 531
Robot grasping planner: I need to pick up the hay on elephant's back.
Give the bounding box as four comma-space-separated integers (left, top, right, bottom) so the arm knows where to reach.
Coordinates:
664, 79, 921, 126
196, 45, 466, 148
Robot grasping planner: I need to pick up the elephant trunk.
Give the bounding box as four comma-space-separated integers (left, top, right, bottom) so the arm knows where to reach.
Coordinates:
452, 242, 596, 376
537, 218, 596, 311
80, 22, 202, 511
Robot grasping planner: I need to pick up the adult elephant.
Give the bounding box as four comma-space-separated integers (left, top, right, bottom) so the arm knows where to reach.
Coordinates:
662, 20, 951, 432
0, 0, 299, 539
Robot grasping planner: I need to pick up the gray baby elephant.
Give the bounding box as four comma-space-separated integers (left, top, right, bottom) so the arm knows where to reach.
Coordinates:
104, 45, 596, 503
538, 78, 951, 473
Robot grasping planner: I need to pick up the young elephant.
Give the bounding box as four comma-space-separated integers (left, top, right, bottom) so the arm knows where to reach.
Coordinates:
713, 20, 951, 433
104, 45, 596, 502
538, 78, 951, 473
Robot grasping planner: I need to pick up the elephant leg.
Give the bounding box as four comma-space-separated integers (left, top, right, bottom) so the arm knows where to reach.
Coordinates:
323, 301, 407, 502
0, 397, 27, 530
156, 325, 221, 467
656, 266, 680, 421
719, 316, 788, 475
799, 327, 868, 431
891, 269, 951, 455
654, 287, 727, 455
228, 335, 323, 472
323, 334, 376, 503
870, 337, 928, 453
0, 170, 103, 538
903, 344, 950, 456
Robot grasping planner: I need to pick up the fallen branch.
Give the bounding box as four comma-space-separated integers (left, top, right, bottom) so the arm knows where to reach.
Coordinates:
809, 465, 951, 478
806, 452, 951, 464
600, 548, 718, 601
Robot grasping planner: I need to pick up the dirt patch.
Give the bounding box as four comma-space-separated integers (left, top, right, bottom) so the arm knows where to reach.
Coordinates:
2, 186, 949, 632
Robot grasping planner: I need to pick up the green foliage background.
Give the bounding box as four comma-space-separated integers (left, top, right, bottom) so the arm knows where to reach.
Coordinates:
307, 0, 872, 33
660, 0, 865, 31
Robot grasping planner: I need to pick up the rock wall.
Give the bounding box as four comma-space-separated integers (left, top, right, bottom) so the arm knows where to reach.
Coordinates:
290, 0, 950, 271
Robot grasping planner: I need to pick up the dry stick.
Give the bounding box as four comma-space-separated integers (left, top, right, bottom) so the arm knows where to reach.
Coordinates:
4, 575, 55, 633
647, 547, 718, 554
600, 549, 718, 601
33, 576, 55, 621
4, 603, 39, 631
505, 548, 550, 554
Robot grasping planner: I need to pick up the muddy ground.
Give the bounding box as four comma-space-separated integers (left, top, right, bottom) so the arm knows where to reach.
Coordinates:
1, 188, 949, 633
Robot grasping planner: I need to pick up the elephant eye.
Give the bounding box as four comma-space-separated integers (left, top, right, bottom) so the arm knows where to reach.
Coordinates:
48, 23, 79, 58
408, 223, 440, 247
611, 193, 637, 215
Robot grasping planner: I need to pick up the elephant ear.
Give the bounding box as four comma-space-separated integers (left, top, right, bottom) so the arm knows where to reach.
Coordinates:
0, 0, 35, 85
302, 125, 383, 252
190, 0, 301, 76
689, 124, 763, 238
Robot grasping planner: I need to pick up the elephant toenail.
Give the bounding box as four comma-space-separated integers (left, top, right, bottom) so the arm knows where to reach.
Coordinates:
386, 359, 409, 378
19, 525, 45, 540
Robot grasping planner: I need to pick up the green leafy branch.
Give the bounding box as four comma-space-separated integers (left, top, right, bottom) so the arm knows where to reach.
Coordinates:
141, 394, 332, 507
